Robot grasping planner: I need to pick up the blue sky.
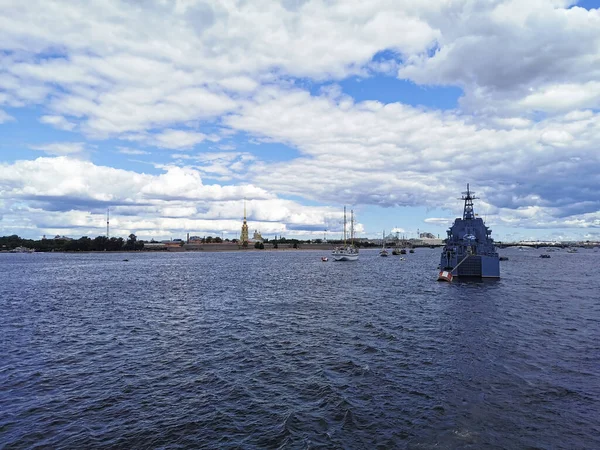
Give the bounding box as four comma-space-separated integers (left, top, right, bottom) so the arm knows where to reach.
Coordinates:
1, 0, 600, 242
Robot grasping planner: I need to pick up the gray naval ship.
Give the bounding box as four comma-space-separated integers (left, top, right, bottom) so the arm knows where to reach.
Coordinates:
439, 184, 500, 279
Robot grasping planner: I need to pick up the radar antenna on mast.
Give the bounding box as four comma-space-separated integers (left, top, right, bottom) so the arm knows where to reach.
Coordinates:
460, 183, 478, 220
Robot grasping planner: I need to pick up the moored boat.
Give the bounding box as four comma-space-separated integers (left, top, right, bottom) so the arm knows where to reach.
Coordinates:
332, 207, 359, 261
379, 230, 389, 256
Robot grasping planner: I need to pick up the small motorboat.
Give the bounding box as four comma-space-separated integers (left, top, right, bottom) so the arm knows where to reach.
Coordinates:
539, 254, 550, 258
321, 256, 328, 262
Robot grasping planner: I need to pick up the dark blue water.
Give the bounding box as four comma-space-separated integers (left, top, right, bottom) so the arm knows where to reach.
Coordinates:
1, 248, 599, 448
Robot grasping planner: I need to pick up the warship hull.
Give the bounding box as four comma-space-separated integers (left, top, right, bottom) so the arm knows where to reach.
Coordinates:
442, 254, 500, 278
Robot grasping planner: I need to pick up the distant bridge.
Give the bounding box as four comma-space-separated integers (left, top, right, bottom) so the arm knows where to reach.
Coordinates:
496, 242, 599, 249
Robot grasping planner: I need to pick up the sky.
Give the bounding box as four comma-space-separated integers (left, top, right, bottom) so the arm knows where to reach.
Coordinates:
1, 0, 600, 243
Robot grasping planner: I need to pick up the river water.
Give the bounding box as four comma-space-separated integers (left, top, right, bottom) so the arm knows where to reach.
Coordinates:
1, 248, 599, 448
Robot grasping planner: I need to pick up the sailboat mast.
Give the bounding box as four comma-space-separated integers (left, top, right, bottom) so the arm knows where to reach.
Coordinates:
343, 206, 347, 246
350, 209, 354, 246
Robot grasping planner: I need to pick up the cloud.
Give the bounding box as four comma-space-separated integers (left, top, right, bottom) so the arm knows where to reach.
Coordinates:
0, 156, 355, 239
423, 218, 452, 226
224, 85, 600, 227
30, 142, 86, 156
117, 146, 149, 155
169, 151, 256, 180
0, 0, 440, 137
39, 115, 76, 131
0, 109, 15, 123
519, 82, 600, 112
397, 1, 600, 114
148, 129, 209, 149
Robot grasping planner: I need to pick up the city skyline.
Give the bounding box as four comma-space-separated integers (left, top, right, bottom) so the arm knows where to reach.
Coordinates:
2, 0, 600, 242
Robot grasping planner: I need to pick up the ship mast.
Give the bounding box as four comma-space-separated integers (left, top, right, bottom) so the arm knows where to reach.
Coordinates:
350, 209, 354, 246
343, 206, 347, 246
461, 183, 478, 220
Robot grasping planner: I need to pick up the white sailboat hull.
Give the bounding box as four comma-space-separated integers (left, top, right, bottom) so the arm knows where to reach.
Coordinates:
332, 246, 359, 261
332, 253, 359, 261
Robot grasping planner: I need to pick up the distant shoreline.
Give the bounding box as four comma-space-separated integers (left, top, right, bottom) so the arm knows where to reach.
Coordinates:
0, 244, 442, 254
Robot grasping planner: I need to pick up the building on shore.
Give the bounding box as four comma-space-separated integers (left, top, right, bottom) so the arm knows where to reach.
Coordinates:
252, 230, 263, 243
239, 200, 264, 246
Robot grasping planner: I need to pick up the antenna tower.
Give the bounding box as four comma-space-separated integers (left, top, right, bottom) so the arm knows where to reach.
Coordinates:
461, 183, 478, 220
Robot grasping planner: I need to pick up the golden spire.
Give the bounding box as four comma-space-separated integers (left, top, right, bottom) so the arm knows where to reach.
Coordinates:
240, 197, 249, 245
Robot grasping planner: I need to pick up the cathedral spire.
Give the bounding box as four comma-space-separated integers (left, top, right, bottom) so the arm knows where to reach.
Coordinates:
240, 198, 249, 246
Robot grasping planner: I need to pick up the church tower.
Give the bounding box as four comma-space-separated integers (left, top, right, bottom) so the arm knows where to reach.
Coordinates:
240, 199, 249, 245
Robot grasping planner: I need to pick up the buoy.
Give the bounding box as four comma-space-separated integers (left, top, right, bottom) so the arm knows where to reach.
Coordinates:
437, 270, 453, 282
321, 256, 328, 262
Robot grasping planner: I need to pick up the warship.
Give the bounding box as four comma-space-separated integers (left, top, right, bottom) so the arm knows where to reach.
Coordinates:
438, 184, 499, 281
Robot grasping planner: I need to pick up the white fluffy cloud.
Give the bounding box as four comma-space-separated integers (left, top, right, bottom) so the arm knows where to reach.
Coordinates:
398, 1, 600, 114
148, 129, 210, 149
224, 85, 600, 229
0, 0, 439, 136
0, 157, 350, 239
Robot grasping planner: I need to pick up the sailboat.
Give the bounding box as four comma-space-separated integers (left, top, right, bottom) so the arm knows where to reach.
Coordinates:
379, 230, 389, 257
332, 207, 359, 261
392, 230, 401, 255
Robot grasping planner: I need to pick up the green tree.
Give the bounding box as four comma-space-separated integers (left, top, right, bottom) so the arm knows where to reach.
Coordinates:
92, 236, 108, 251
78, 236, 92, 251
125, 233, 137, 250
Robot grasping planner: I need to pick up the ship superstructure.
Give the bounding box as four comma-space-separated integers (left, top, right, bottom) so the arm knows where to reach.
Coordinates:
439, 185, 499, 279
